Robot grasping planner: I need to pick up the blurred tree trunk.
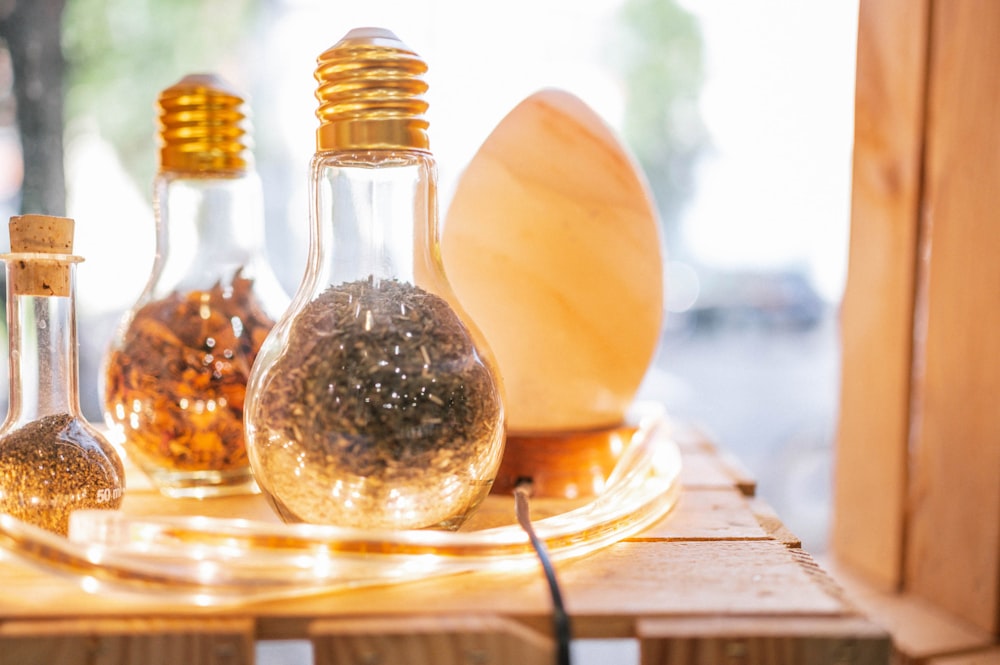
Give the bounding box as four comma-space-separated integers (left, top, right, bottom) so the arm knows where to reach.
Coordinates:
0, 0, 67, 216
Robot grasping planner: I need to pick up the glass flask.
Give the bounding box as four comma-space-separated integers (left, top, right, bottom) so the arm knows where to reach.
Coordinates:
0, 214, 125, 535
244, 27, 506, 531
102, 74, 287, 498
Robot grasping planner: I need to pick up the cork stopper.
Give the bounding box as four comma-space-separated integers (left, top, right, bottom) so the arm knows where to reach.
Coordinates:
4, 214, 83, 297
9, 214, 74, 253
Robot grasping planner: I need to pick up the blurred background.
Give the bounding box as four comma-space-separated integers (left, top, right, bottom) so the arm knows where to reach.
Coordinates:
0, 0, 858, 556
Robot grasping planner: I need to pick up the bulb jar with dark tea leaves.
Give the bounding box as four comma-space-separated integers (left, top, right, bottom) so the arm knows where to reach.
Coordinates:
244, 28, 506, 531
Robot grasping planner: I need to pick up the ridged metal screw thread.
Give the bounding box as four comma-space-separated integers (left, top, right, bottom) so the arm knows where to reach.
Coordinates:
157, 73, 252, 174
314, 27, 430, 152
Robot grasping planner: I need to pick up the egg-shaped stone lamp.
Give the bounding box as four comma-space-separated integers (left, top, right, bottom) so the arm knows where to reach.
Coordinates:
441, 88, 665, 497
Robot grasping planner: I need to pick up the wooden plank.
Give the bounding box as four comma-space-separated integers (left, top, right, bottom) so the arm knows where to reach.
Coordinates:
635, 488, 770, 542
0, 559, 190, 618
310, 616, 553, 665
0, 618, 254, 665
714, 449, 758, 497
668, 421, 718, 455
638, 616, 890, 665
637, 541, 889, 664
121, 490, 282, 524
748, 497, 802, 549
49, 539, 848, 643
265, 540, 853, 641
671, 424, 757, 495
826, 555, 995, 662
831, 0, 930, 590
929, 647, 1000, 665
904, 0, 1000, 635
680, 449, 756, 494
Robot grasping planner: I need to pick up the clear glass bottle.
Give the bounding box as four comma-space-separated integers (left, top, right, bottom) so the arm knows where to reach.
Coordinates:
244, 28, 506, 531
0, 214, 125, 535
102, 74, 287, 498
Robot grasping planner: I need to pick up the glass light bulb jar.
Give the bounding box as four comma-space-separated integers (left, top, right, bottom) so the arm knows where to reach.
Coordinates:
0, 215, 125, 535
245, 28, 506, 531
101, 74, 288, 498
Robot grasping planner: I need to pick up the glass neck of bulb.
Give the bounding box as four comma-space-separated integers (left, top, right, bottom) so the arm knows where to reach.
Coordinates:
3, 263, 81, 425
308, 149, 442, 292
151, 169, 269, 295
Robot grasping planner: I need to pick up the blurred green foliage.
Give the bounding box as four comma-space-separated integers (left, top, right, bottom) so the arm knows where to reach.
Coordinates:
61, 0, 259, 193
58, 0, 705, 253
609, 0, 707, 255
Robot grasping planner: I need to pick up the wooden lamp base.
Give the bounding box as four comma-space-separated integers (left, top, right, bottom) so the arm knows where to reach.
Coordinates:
491, 424, 638, 499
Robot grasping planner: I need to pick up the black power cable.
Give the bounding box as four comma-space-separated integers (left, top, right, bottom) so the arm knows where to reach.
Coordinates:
514, 481, 572, 665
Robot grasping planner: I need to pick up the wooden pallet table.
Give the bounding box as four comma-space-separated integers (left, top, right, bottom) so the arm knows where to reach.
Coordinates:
0, 420, 889, 665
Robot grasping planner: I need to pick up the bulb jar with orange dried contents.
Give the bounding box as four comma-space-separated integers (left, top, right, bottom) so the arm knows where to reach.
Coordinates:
101, 74, 288, 497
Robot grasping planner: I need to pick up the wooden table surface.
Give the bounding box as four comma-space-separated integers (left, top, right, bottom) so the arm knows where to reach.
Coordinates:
0, 421, 890, 665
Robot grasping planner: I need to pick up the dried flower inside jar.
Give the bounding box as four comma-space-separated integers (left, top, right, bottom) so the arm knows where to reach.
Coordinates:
103, 269, 274, 487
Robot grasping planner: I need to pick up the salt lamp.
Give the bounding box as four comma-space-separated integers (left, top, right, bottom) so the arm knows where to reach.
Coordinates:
442, 88, 665, 497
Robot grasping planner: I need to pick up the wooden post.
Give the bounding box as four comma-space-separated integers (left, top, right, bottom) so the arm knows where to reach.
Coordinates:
904, 0, 1000, 636
831, 0, 930, 591
833, 0, 1000, 638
